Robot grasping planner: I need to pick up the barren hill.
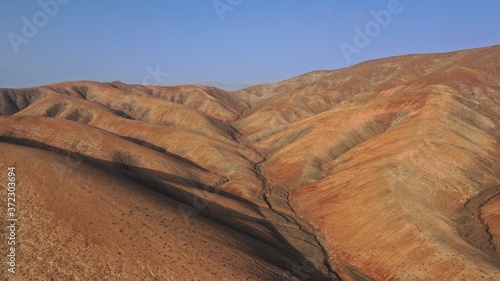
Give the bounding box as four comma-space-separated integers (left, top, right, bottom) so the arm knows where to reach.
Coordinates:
1, 45, 499, 280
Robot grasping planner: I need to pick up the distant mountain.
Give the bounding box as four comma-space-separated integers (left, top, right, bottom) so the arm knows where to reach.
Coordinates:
1, 45, 499, 280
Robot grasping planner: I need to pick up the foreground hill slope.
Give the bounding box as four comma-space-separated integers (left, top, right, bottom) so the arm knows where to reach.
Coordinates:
0, 142, 315, 280
0, 83, 334, 280
0, 45, 499, 280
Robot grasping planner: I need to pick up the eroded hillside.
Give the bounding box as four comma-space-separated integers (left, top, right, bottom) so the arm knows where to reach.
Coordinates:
1, 45, 499, 280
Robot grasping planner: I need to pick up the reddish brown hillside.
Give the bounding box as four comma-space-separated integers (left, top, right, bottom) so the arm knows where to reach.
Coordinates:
1, 45, 499, 280
233, 45, 500, 280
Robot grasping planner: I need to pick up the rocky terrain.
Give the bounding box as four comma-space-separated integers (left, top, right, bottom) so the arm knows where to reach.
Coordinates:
0, 45, 499, 280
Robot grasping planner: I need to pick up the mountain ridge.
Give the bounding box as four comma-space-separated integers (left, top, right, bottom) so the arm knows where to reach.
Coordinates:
1, 45, 499, 280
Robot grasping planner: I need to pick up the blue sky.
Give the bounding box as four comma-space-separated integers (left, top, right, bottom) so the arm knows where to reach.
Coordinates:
1, 0, 499, 89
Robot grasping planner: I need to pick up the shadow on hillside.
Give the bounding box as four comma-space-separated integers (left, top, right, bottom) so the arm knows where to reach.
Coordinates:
0, 136, 336, 280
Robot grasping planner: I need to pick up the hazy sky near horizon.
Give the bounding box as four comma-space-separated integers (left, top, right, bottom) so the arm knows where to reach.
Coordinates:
1, 0, 499, 89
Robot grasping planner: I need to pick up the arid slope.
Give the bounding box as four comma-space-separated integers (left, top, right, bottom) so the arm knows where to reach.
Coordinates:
1, 45, 499, 280
233, 45, 500, 280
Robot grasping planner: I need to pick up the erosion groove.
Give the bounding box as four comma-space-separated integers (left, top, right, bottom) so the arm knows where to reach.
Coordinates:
254, 153, 339, 280
233, 103, 340, 279
462, 185, 500, 262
